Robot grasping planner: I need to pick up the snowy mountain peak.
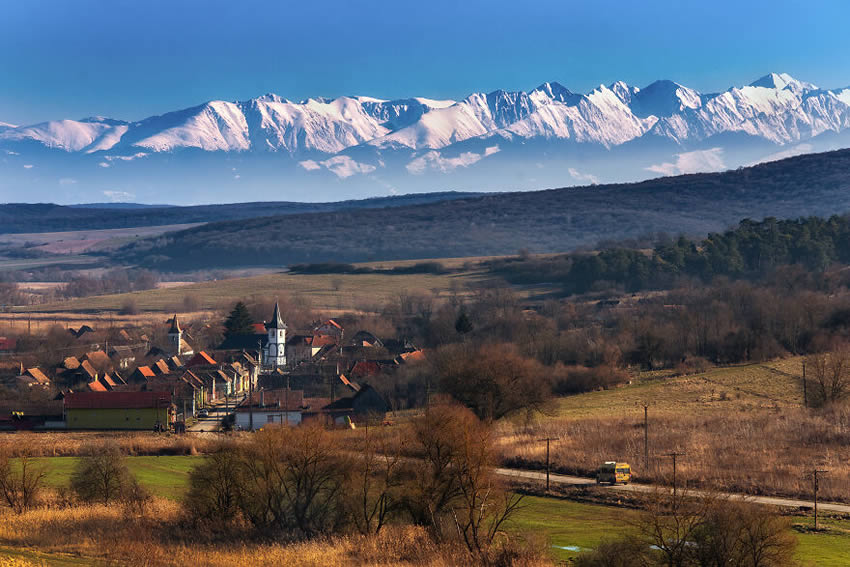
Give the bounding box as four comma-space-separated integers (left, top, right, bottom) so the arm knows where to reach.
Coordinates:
629, 80, 702, 117
750, 72, 817, 93
2, 72, 849, 165
255, 93, 288, 104
609, 81, 640, 105
532, 82, 581, 105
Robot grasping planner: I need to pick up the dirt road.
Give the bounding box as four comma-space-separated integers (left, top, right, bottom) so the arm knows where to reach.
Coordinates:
495, 468, 850, 514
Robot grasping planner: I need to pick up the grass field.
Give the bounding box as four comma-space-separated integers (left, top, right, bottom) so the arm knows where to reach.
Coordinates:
497, 356, 850, 502
0, 224, 202, 255
512, 495, 850, 566
554, 358, 805, 419
34, 455, 196, 500
9, 268, 504, 315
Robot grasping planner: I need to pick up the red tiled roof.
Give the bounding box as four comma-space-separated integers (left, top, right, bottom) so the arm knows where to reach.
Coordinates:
400, 350, 426, 363
180, 370, 204, 388
62, 356, 81, 370
79, 360, 98, 379
153, 359, 170, 375
186, 351, 216, 367
26, 367, 51, 384
86, 380, 107, 392
251, 323, 267, 333
135, 366, 155, 378
351, 361, 382, 377
312, 334, 337, 347
64, 391, 171, 410
325, 319, 342, 330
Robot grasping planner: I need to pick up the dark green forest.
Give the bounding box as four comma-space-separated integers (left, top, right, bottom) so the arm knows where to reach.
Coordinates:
488, 215, 850, 295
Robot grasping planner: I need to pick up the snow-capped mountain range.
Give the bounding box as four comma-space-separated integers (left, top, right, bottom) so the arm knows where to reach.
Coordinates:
4, 72, 850, 204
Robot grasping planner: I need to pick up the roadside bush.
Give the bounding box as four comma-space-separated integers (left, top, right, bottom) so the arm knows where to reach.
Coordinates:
633, 490, 797, 567
552, 364, 629, 396
189, 425, 351, 537
185, 443, 246, 528
573, 538, 649, 567
402, 403, 523, 558
122, 477, 153, 515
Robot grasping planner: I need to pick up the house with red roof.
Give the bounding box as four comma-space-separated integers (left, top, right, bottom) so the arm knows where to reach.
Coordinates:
130, 365, 155, 383
185, 351, 216, 368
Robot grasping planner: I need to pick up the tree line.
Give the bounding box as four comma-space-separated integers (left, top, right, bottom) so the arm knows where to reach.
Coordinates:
488, 215, 850, 295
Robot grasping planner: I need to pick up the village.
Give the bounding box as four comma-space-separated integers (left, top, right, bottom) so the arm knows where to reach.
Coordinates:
0, 302, 411, 433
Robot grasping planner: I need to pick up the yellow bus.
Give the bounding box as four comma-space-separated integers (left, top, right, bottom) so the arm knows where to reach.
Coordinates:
597, 461, 631, 485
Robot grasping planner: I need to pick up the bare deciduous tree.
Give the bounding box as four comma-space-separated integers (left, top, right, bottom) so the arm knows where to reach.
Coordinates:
807, 345, 850, 406
70, 443, 132, 505
0, 451, 46, 514
349, 428, 402, 535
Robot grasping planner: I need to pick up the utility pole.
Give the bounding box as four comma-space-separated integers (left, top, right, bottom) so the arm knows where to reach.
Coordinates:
802, 359, 808, 408
540, 437, 555, 492
641, 402, 650, 473
812, 469, 828, 530
664, 451, 686, 499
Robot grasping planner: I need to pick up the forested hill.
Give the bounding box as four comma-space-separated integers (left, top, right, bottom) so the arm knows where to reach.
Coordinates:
117, 148, 850, 270
0, 192, 479, 234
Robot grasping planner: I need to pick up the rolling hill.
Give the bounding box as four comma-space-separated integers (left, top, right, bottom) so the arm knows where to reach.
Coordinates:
116, 147, 850, 270
0, 191, 478, 234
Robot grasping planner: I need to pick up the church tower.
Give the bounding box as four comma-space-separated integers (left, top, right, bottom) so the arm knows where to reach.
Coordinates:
168, 314, 182, 356
265, 302, 287, 369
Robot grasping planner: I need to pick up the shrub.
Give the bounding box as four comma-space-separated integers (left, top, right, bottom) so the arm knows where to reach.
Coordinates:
185, 443, 246, 527
70, 443, 132, 505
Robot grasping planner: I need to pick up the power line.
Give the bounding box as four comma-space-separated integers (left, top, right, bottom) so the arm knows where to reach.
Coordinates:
810, 469, 828, 530
663, 451, 686, 499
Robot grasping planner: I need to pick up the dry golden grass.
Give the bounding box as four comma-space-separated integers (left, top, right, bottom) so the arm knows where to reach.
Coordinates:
497, 357, 850, 502
11, 270, 489, 316
0, 432, 225, 457
554, 359, 805, 419
0, 311, 216, 335
0, 498, 550, 567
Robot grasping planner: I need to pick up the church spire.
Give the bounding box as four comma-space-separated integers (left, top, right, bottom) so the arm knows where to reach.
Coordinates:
265, 301, 286, 330
169, 314, 181, 334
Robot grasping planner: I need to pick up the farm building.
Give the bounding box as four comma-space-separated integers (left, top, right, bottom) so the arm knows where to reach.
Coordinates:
314, 384, 389, 426
234, 388, 306, 429
64, 391, 173, 430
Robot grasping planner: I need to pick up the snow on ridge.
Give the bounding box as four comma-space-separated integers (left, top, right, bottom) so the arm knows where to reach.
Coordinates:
3, 73, 850, 158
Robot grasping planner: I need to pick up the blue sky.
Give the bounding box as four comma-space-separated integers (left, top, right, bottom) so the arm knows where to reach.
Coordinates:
1, 0, 848, 125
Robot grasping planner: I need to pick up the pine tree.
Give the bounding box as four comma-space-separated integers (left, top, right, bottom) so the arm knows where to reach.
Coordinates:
224, 301, 254, 338
455, 310, 473, 335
